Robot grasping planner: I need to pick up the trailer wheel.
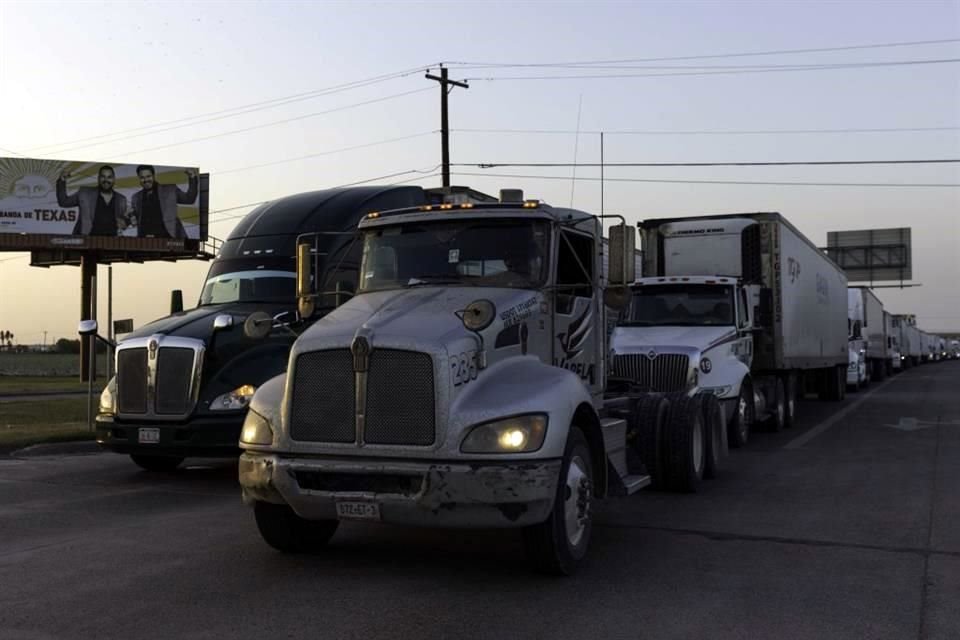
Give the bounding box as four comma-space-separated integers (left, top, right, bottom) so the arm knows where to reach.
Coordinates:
523, 426, 594, 575
130, 454, 183, 472
699, 393, 726, 479
766, 377, 786, 432
783, 373, 798, 429
630, 396, 669, 489
663, 395, 705, 492
728, 381, 753, 448
254, 501, 339, 553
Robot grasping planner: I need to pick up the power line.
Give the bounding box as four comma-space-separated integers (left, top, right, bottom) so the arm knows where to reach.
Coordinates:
452, 171, 960, 188
454, 126, 960, 136
109, 87, 432, 159
24, 65, 434, 155
466, 57, 960, 81
462, 159, 960, 168
447, 38, 960, 68
215, 131, 438, 176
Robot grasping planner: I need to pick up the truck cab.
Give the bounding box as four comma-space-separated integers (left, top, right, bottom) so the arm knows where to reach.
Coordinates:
847, 289, 868, 389
86, 186, 477, 471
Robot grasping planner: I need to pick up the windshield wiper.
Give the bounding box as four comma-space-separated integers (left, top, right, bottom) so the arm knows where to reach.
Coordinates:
404, 276, 466, 287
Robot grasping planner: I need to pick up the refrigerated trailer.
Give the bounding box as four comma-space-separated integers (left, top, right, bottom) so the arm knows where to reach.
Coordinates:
848, 287, 887, 386
609, 213, 849, 448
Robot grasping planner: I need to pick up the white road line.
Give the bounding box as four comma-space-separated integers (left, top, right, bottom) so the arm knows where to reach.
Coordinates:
784, 376, 898, 450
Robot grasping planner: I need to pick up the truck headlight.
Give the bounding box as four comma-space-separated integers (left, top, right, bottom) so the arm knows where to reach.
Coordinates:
211, 385, 257, 411
461, 414, 547, 454
240, 409, 274, 445
99, 377, 117, 414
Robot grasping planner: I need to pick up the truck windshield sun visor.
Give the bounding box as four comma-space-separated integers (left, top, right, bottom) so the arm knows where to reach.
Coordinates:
200, 259, 297, 305
627, 284, 735, 327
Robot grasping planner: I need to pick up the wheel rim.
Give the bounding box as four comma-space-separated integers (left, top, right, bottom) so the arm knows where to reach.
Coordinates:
692, 419, 704, 476
738, 393, 750, 441
563, 455, 591, 548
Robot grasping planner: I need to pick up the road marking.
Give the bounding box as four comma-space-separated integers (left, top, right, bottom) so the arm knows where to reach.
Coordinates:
784, 376, 897, 449
883, 417, 960, 431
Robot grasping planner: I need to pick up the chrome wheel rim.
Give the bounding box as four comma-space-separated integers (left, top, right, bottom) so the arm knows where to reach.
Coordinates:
564, 455, 591, 548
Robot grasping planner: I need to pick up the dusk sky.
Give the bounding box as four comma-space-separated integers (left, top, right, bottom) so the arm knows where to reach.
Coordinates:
0, 0, 958, 344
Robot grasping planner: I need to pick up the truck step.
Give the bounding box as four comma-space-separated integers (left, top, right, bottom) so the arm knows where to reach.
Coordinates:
620, 474, 652, 495
601, 417, 629, 479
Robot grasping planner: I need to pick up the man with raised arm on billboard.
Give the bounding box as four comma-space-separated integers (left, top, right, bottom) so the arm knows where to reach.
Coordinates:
130, 165, 198, 239
56, 165, 130, 236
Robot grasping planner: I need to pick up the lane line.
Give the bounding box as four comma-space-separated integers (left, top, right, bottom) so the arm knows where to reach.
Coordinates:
784, 375, 898, 449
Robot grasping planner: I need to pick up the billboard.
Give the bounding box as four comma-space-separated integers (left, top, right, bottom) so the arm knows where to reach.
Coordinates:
824, 227, 912, 283
0, 156, 206, 241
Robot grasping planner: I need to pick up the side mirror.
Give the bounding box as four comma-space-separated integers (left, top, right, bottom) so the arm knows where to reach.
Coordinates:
607, 224, 636, 286
78, 320, 99, 336
213, 314, 234, 331
757, 288, 774, 329
170, 289, 184, 314
297, 242, 315, 319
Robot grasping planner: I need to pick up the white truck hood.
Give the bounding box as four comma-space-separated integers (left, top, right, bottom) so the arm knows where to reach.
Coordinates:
611, 325, 737, 354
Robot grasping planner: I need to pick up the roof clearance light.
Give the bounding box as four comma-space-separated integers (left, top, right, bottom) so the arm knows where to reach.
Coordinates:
366, 212, 380, 219
420, 205, 433, 212
522, 200, 539, 208
460, 203, 475, 209
440, 203, 454, 210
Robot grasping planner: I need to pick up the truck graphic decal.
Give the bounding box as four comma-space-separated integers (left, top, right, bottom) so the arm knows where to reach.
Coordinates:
555, 304, 596, 384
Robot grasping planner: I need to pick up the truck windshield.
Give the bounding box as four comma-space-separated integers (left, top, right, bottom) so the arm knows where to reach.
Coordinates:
199, 258, 296, 305
358, 219, 549, 292
625, 284, 735, 326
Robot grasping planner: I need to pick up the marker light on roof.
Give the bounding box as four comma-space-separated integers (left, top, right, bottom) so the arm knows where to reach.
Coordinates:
420, 205, 433, 211
366, 212, 380, 219
460, 203, 474, 209
522, 201, 539, 208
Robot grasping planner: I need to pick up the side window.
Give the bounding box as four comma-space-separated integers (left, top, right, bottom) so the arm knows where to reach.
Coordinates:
321, 238, 362, 306
738, 289, 749, 328
555, 230, 594, 314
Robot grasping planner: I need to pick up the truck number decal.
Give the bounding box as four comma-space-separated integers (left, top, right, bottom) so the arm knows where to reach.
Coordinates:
452, 350, 479, 386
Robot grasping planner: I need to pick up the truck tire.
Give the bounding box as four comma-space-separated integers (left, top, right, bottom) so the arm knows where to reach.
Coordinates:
663, 395, 706, 493
523, 426, 594, 575
700, 393, 725, 479
729, 381, 753, 449
630, 396, 669, 489
253, 501, 339, 553
783, 373, 798, 429
766, 377, 786, 432
130, 454, 183, 472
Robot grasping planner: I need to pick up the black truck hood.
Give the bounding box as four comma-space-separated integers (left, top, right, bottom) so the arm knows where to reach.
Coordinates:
122, 303, 292, 342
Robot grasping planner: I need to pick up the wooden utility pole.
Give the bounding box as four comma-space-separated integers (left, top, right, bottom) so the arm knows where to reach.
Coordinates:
425, 66, 468, 189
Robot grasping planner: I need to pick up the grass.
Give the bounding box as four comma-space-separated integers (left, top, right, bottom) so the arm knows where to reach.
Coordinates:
0, 397, 95, 449
0, 353, 107, 377
0, 376, 103, 395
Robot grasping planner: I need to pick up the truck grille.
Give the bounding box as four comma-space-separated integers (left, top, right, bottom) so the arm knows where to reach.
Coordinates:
156, 348, 195, 414
290, 348, 435, 446
611, 353, 690, 392
115, 339, 202, 418
117, 348, 148, 413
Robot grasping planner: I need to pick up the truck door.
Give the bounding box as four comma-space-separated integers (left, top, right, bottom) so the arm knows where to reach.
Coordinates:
553, 229, 600, 392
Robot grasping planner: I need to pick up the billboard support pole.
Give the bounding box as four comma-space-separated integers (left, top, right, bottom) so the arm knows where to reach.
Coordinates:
87, 264, 97, 433
107, 265, 113, 380
79, 254, 96, 382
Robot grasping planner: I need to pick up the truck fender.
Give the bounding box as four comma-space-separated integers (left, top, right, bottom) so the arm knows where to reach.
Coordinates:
247, 373, 286, 429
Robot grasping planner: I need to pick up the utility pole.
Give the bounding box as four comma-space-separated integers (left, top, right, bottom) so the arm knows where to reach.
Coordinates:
425, 65, 468, 190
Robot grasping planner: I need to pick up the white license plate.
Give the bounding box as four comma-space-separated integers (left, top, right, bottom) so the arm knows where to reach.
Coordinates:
335, 501, 381, 521
138, 428, 160, 444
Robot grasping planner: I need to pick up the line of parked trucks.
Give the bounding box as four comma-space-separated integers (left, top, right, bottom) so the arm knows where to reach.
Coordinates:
79, 184, 955, 575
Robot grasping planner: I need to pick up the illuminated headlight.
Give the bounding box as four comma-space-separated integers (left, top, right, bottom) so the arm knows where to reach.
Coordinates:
240, 409, 274, 445
699, 358, 712, 374
99, 377, 117, 414
901, 356, 906, 360
461, 414, 547, 454
211, 385, 257, 411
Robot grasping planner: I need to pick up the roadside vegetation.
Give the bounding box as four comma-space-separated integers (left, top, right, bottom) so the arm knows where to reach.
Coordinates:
0, 397, 95, 450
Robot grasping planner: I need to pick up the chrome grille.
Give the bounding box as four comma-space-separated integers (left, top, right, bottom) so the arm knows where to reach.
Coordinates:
117, 348, 148, 414
290, 349, 355, 442
155, 348, 194, 414
365, 350, 435, 446
611, 353, 690, 392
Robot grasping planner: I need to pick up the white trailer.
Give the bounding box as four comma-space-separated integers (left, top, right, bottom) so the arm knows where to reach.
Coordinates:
848, 287, 887, 385
884, 311, 903, 372
610, 212, 849, 448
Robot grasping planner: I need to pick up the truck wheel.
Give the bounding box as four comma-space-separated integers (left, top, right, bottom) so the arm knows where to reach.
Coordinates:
630, 396, 669, 489
523, 426, 594, 575
783, 374, 798, 429
766, 378, 786, 432
253, 501, 339, 553
728, 382, 753, 449
700, 393, 725, 479
663, 395, 705, 493
130, 454, 183, 472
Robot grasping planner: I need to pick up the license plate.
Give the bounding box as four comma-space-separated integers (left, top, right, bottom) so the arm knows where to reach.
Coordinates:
138, 428, 160, 444
335, 501, 381, 521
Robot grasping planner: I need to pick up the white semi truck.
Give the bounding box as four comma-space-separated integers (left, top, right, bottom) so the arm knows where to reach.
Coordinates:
237, 194, 726, 575
847, 287, 887, 388
609, 213, 849, 448
884, 311, 903, 372
893, 314, 922, 367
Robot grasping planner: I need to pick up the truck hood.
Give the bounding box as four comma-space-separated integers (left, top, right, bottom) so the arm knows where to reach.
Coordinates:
123, 303, 293, 342
298, 286, 541, 349
611, 325, 737, 354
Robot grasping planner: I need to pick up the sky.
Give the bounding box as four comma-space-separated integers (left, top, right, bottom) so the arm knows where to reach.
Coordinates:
0, 0, 958, 345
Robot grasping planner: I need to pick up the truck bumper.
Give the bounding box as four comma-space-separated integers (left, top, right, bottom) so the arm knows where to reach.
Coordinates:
239, 452, 561, 528
95, 413, 243, 458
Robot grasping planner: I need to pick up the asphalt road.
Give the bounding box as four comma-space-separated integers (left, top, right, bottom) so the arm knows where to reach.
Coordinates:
1, 362, 958, 640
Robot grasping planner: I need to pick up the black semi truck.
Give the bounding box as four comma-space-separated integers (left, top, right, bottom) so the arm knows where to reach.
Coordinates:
83, 185, 490, 471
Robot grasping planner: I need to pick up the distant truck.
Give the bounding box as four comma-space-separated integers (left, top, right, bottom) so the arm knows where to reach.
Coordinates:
847, 287, 887, 388
884, 311, 903, 372
80, 186, 494, 471
892, 314, 922, 367
609, 213, 849, 448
